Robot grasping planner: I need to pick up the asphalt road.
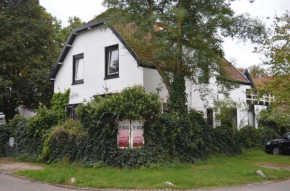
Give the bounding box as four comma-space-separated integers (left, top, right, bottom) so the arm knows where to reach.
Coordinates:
0, 173, 84, 191
204, 179, 290, 191
0, 173, 290, 191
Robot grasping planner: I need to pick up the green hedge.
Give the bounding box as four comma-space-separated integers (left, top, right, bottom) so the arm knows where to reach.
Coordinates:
0, 86, 285, 167
0, 124, 10, 157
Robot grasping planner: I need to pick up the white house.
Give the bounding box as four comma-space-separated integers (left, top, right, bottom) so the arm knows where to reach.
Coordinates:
49, 19, 263, 129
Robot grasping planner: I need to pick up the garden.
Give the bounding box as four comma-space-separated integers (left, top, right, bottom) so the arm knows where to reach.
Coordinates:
0, 86, 290, 189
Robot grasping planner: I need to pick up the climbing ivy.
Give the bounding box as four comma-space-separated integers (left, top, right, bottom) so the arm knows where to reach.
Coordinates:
50, 88, 70, 123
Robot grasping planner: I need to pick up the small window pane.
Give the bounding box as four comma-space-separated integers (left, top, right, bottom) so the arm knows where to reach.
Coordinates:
133, 127, 144, 147
75, 58, 84, 80
207, 108, 213, 126
108, 49, 119, 75
118, 126, 129, 147
66, 106, 74, 120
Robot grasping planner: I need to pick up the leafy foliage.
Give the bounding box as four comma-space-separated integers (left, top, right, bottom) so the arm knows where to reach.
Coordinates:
42, 120, 87, 162
0, 0, 63, 121
237, 125, 262, 148
0, 90, 68, 160
248, 64, 269, 78
256, 11, 290, 103
50, 88, 70, 123
259, 108, 290, 135
0, 125, 10, 157
212, 126, 241, 155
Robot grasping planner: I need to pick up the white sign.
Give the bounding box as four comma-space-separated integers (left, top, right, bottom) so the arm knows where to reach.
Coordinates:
117, 120, 144, 148
9, 137, 14, 147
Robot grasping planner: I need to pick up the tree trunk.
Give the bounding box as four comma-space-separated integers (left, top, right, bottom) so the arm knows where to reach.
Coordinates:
168, 76, 187, 113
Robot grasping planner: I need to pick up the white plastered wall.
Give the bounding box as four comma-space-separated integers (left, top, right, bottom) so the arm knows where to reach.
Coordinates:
143, 68, 168, 102
18, 106, 36, 118
54, 27, 144, 104
187, 78, 251, 129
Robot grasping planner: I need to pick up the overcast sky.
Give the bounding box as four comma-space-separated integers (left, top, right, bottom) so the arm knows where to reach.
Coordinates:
39, 0, 290, 69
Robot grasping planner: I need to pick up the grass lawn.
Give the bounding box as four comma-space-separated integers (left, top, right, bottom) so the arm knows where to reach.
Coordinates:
15, 149, 290, 190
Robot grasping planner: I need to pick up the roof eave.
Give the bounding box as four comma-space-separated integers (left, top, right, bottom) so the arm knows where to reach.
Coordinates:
49, 19, 106, 81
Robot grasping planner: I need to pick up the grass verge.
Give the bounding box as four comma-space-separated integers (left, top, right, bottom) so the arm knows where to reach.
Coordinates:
15, 149, 290, 190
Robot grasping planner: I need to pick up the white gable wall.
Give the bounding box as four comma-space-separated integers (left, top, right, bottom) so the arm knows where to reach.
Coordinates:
54, 27, 144, 104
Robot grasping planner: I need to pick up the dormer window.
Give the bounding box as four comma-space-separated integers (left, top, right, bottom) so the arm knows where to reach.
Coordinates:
105, 44, 119, 79
73, 53, 84, 85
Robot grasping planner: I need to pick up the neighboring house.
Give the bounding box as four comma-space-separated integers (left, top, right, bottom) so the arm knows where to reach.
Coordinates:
18, 106, 36, 119
49, 18, 258, 129
247, 76, 274, 128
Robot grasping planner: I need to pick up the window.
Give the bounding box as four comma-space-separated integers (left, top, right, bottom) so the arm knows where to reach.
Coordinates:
65, 104, 80, 120
207, 108, 213, 126
105, 45, 119, 79
117, 120, 144, 148
73, 53, 84, 84
248, 105, 255, 127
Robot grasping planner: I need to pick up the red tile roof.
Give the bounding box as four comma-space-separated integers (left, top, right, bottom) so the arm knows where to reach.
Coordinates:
220, 58, 250, 83
89, 11, 250, 84
252, 76, 273, 85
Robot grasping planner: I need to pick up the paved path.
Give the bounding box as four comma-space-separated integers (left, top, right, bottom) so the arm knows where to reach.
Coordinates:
0, 173, 84, 191
0, 172, 290, 191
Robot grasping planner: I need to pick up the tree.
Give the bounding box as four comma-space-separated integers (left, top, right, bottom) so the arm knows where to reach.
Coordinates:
248, 64, 269, 78
0, 0, 62, 121
102, 0, 266, 113
257, 11, 290, 103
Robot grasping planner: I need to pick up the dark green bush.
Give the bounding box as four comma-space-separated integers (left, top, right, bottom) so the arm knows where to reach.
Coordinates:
259, 126, 280, 145
43, 120, 87, 162
212, 126, 241, 155
0, 124, 10, 156
161, 110, 214, 162
259, 108, 290, 135
5, 115, 39, 159
237, 125, 262, 148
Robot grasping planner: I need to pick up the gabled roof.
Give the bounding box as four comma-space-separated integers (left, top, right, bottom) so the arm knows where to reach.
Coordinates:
49, 15, 251, 86
49, 19, 143, 80
220, 58, 250, 84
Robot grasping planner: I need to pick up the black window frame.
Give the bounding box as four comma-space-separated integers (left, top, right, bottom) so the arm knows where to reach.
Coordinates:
72, 53, 84, 85
206, 108, 214, 126
105, 44, 119, 80
65, 104, 80, 120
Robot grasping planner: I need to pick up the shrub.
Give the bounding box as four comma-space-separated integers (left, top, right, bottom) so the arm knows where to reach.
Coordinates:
161, 110, 214, 162
259, 126, 280, 145
212, 126, 241, 155
5, 115, 38, 158
259, 108, 290, 135
0, 124, 10, 157
237, 125, 262, 148
43, 120, 87, 162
